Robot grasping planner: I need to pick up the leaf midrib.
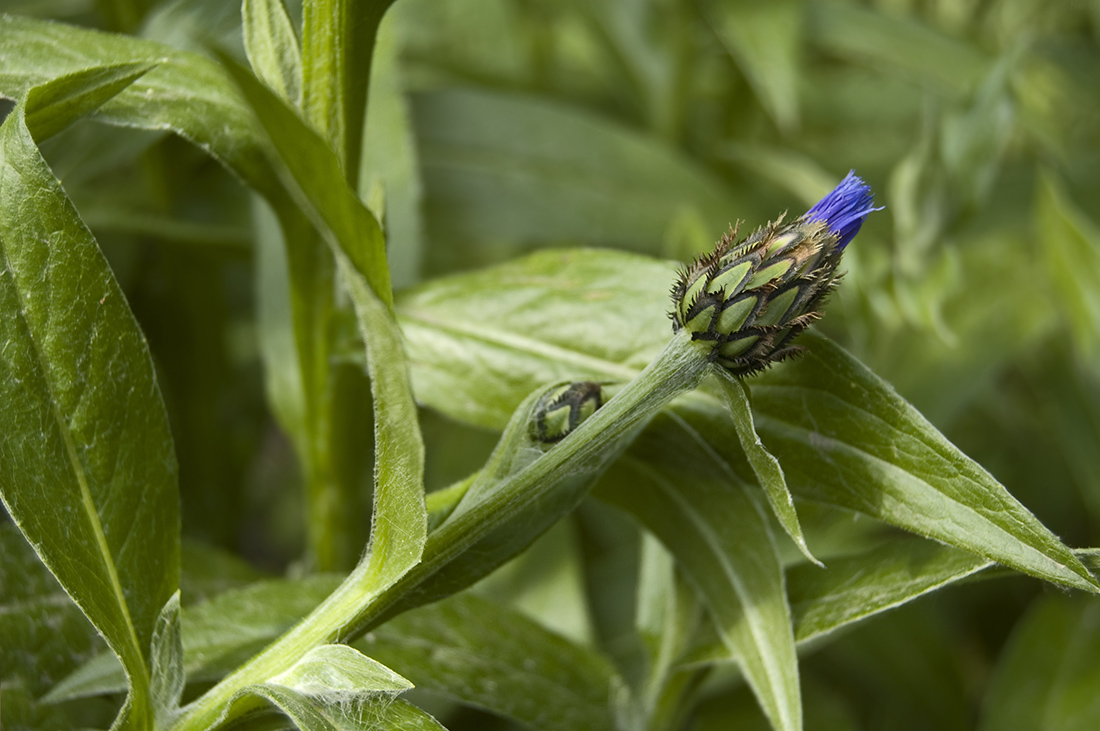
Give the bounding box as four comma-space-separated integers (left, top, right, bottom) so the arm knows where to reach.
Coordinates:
398, 307, 645, 382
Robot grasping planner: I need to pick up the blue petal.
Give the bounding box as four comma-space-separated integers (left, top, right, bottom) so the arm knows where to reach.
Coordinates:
803, 170, 882, 250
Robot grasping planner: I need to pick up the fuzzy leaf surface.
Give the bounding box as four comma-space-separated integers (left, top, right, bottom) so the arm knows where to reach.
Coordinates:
0, 14, 275, 196
750, 331, 1099, 593
242, 0, 302, 104
0, 85, 178, 725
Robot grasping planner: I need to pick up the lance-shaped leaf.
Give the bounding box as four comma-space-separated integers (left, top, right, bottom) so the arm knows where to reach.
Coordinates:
0, 73, 179, 727
596, 413, 801, 731
0, 14, 275, 197
710, 371, 818, 566
751, 331, 1100, 593
242, 0, 302, 105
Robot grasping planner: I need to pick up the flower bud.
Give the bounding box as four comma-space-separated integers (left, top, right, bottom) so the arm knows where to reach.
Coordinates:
532, 381, 606, 446
670, 171, 879, 376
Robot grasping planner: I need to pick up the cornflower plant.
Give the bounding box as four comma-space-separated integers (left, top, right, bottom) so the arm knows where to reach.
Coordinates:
2, 1, 1100, 731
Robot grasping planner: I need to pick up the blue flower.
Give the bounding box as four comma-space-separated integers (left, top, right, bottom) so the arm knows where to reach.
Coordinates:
802, 170, 882, 250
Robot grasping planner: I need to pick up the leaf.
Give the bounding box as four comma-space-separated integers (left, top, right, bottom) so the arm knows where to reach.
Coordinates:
358, 593, 619, 731
596, 413, 801, 731
411, 88, 735, 270
51, 576, 617, 731
267, 644, 411, 698
979, 595, 1100, 731
0, 79, 179, 726
787, 536, 989, 644
702, 0, 801, 133
23, 62, 157, 142
0, 14, 275, 198
751, 331, 1100, 594
710, 371, 818, 566
299, 0, 393, 181
376, 334, 708, 623
242, 0, 302, 104
396, 248, 675, 429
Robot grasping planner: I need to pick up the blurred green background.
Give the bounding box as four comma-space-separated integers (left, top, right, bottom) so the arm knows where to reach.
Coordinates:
4, 0, 1100, 728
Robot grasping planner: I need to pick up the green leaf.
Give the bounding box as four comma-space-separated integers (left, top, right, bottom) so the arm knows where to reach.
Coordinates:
710, 371, 818, 566
375, 339, 708, 623
149, 592, 184, 727
751, 331, 1100, 594
248, 686, 446, 731
702, 0, 801, 133
300, 0, 393, 184
0, 14, 275, 198
787, 536, 989, 644
597, 413, 801, 731
412, 88, 735, 270
0, 83, 179, 726
51, 576, 617, 731
23, 62, 157, 142
396, 248, 675, 429
267, 644, 411, 697
980, 595, 1100, 731
358, 593, 619, 731
242, 0, 302, 105
218, 52, 392, 307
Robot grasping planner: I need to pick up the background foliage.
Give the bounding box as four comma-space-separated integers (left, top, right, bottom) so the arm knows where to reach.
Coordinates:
2, 0, 1100, 729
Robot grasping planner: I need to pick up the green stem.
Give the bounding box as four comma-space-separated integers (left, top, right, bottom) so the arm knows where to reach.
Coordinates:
301, 0, 394, 188
169, 330, 710, 731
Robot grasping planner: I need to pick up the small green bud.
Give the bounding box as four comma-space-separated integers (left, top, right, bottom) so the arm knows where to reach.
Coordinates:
532, 382, 605, 446
670, 172, 879, 376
